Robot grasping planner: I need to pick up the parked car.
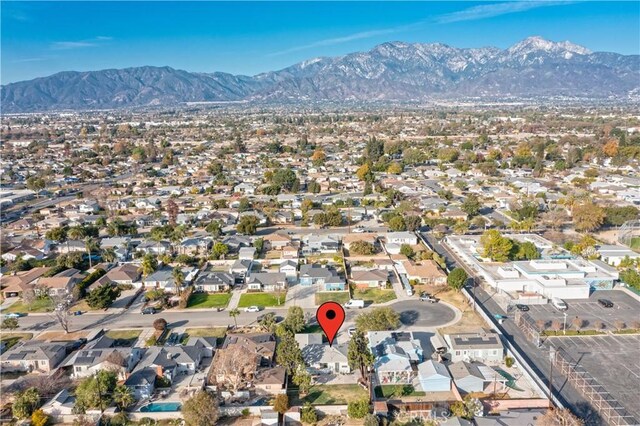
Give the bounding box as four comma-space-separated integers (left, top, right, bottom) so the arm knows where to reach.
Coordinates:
71, 310, 83, 316
141, 307, 157, 315
597, 299, 614, 308
244, 306, 261, 313
344, 299, 365, 309
419, 293, 439, 303
353, 227, 366, 233
4, 312, 26, 318
551, 298, 568, 311
515, 304, 530, 312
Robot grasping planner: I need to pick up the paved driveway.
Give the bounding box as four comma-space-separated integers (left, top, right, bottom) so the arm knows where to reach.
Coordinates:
285, 282, 317, 308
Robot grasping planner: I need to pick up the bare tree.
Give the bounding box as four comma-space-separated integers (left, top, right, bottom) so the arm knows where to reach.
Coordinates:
536, 319, 547, 331
22, 288, 36, 309
536, 407, 584, 426
592, 320, 604, 331
48, 293, 72, 334
572, 317, 585, 332
631, 320, 640, 330
209, 346, 257, 392
550, 320, 562, 333
613, 320, 626, 332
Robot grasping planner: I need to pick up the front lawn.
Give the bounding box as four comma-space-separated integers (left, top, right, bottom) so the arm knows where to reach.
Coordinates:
315, 291, 351, 306
0, 333, 33, 351
289, 384, 367, 405
184, 327, 228, 338
187, 293, 232, 309
374, 385, 426, 398
105, 329, 142, 347
353, 288, 397, 304
238, 292, 286, 308
4, 298, 53, 313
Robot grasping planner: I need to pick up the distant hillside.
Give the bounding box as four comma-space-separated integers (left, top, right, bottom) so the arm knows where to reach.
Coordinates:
2, 36, 639, 112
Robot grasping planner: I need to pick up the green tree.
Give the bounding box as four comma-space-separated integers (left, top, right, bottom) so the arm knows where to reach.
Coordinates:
480, 230, 513, 262
112, 384, 135, 410
363, 414, 380, 426
2, 316, 19, 330
182, 390, 219, 426
347, 329, 374, 381
350, 240, 376, 256
512, 241, 540, 260
228, 308, 240, 328
404, 215, 422, 232
282, 306, 305, 334
355, 307, 400, 332
400, 244, 415, 259
447, 268, 468, 291
74, 371, 117, 412
461, 194, 482, 217
172, 267, 185, 296
26, 176, 46, 193
347, 399, 370, 419
211, 242, 229, 259
237, 215, 259, 235
273, 394, 290, 415
387, 162, 403, 174
293, 367, 312, 395
276, 331, 304, 376
13, 387, 40, 419
572, 202, 606, 232
300, 402, 318, 424
388, 216, 406, 232
139, 254, 157, 277
86, 284, 121, 309
101, 248, 117, 263
604, 206, 639, 226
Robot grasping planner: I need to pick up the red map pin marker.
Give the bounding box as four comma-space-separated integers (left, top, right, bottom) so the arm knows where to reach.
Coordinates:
316, 301, 345, 347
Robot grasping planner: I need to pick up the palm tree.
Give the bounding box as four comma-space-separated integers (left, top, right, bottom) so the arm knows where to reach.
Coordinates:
101, 248, 117, 263
84, 237, 99, 269
139, 255, 157, 278
112, 384, 135, 410
172, 267, 185, 297
229, 308, 240, 329
67, 226, 86, 241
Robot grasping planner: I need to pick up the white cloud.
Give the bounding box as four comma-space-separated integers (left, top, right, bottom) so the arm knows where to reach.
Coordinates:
436, 1, 574, 24
50, 36, 112, 50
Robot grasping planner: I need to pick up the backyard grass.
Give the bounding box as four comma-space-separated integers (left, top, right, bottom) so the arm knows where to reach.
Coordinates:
238, 292, 286, 308
374, 385, 426, 398
303, 323, 323, 333
315, 291, 351, 306
4, 298, 53, 313
630, 237, 640, 250
105, 329, 142, 346
289, 384, 367, 405
352, 288, 397, 304
187, 293, 232, 309
0, 333, 33, 350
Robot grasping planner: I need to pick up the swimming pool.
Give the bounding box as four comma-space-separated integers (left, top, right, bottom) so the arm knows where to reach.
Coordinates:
140, 402, 182, 412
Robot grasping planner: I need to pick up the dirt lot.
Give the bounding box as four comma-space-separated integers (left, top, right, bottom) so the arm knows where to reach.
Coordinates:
435, 288, 487, 334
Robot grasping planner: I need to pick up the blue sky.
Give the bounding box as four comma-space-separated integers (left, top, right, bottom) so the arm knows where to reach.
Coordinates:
2, 1, 639, 84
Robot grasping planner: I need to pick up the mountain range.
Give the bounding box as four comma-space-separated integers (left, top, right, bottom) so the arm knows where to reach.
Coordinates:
2, 36, 639, 112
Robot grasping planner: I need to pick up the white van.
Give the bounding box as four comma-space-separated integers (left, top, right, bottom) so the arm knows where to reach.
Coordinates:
344, 299, 365, 309
551, 297, 567, 311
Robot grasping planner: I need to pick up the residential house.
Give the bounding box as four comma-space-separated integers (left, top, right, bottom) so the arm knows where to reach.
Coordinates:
295, 333, 351, 374
443, 331, 504, 364
143, 266, 197, 294
41, 389, 76, 421
229, 259, 253, 282
263, 233, 292, 251
55, 240, 86, 254
0, 340, 67, 373
1, 267, 50, 298
386, 232, 418, 246
368, 331, 424, 385
417, 360, 451, 392
448, 361, 506, 394
254, 366, 287, 395
137, 240, 171, 255
64, 337, 142, 380
247, 272, 287, 292
299, 264, 346, 291
178, 237, 212, 256
303, 234, 340, 254
125, 343, 206, 400
279, 260, 298, 283
194, 269, 235, 292
223, 235, 252, 253
239, 247, 257, 260
342, 233, 378, 251
403, 260, 447, 286
38, 268, 83, 296
351, 269, 389, 289
94, 263, 141, 289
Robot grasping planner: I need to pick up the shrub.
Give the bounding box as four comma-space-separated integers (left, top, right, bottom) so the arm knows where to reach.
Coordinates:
347, 399, 370, 419
153, 318, 168, 331
300, 402, 317, 424
505, 357, 515, 368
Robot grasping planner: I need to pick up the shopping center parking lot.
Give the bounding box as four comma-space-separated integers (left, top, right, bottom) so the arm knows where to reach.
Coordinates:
545, 334, 640, 421
517, 290, 640, 330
